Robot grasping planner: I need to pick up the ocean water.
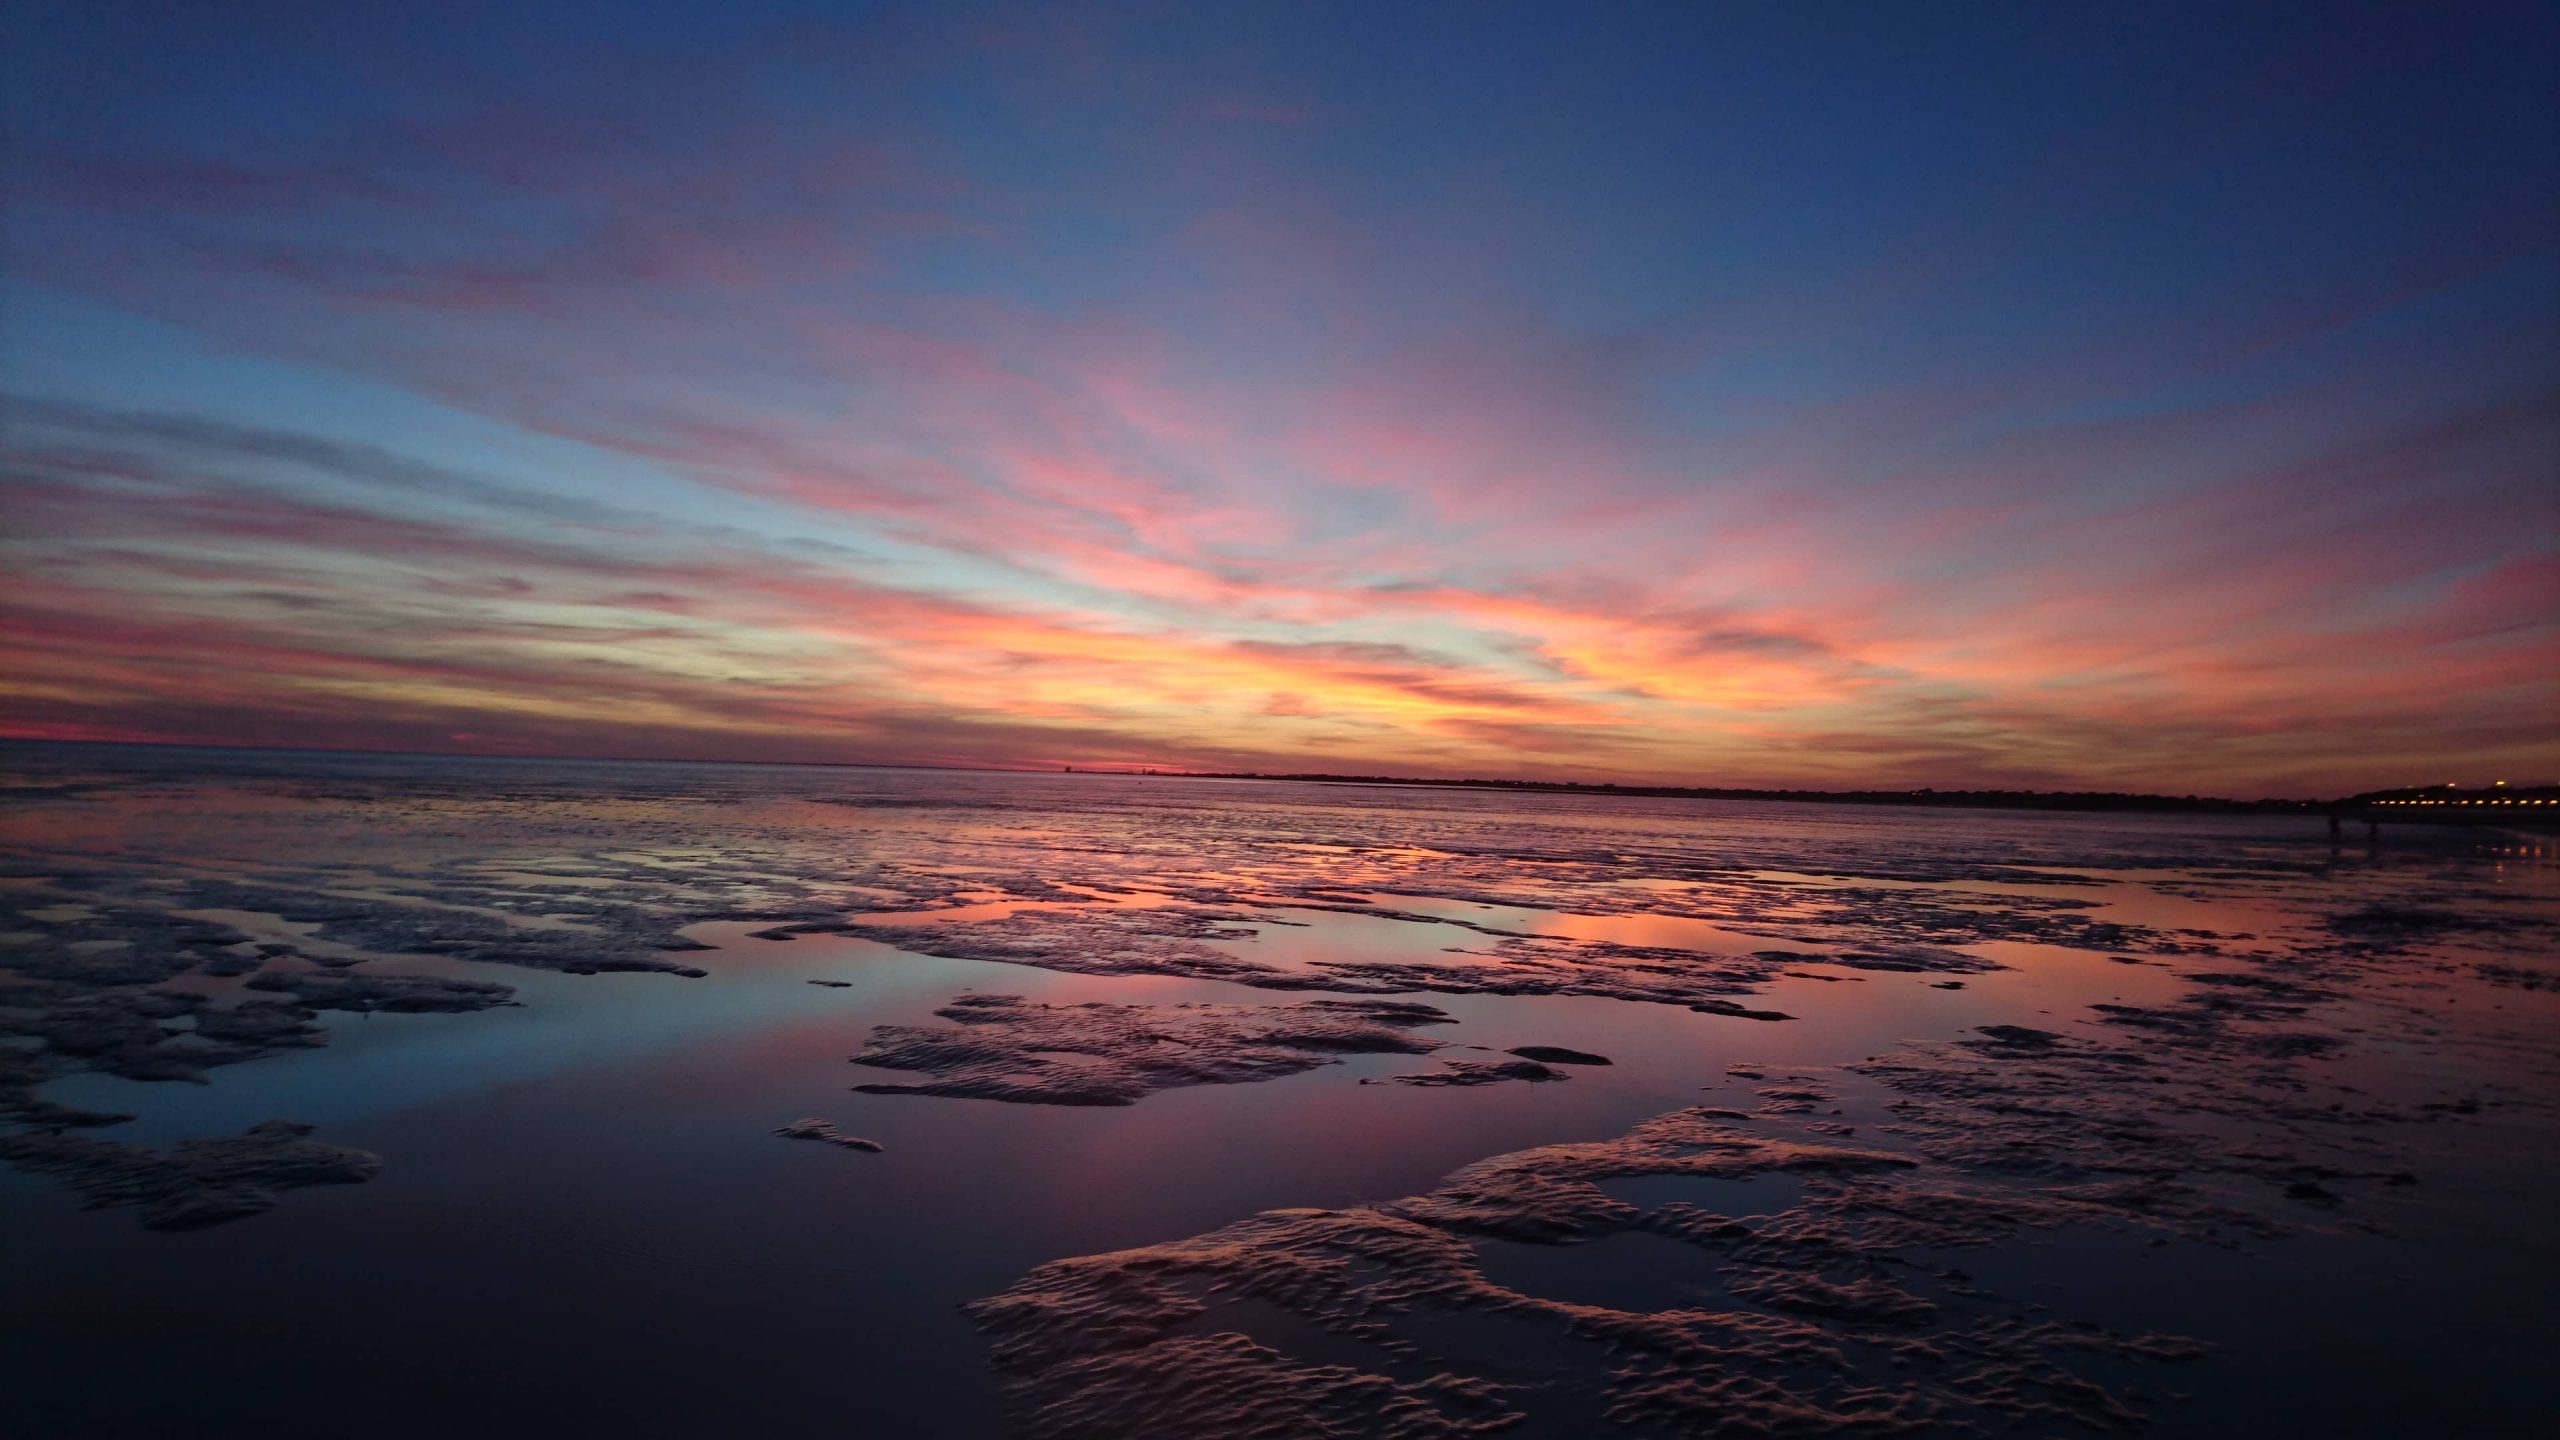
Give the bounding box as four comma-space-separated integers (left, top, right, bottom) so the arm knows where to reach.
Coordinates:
2, 744, 2553, 1437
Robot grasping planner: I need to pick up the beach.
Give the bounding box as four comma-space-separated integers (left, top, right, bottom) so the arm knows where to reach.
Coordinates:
4, 743, 2553, 1436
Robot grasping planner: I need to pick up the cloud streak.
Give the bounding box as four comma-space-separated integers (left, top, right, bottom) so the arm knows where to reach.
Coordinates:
3, 3, 2554, 793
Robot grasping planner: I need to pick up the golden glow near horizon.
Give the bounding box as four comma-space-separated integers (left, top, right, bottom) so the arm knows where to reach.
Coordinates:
2, 6, 2554, 795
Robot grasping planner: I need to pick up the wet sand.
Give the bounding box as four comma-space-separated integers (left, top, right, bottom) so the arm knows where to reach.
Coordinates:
2, 744, 2554, 1436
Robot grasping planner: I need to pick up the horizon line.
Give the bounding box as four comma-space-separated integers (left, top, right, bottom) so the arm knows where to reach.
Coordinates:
6, 733, 2537, 809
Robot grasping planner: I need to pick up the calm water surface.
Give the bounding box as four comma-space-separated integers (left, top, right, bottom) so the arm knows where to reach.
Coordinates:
2, 744, 2553, 1436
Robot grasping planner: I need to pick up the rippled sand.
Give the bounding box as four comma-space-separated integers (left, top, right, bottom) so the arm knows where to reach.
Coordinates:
3, 744, 2553, 1436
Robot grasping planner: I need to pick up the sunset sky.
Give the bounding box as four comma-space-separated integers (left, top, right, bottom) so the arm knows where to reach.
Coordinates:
4, 2, 2554, 794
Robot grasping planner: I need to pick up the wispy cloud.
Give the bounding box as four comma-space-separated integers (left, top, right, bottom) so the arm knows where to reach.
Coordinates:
4, 3, 2553, 792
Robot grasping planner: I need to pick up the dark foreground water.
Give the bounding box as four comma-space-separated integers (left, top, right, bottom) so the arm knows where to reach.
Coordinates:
2, 744, 2554, 1437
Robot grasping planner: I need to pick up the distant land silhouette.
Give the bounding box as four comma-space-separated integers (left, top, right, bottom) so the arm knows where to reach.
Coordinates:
6, 738, 2551, 826
1169, 770, 2560, 824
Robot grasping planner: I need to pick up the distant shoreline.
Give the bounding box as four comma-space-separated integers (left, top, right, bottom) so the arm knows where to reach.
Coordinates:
1162, 770, 2560, 825
6, 736, 2548, 822
1165, 770, 2327, 814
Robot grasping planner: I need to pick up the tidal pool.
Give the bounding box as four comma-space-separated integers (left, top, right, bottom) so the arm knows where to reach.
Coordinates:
2, 743, 2553, 1436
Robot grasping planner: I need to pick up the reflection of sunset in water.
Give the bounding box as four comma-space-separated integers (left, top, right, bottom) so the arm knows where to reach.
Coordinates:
3, 746, 2555, 1436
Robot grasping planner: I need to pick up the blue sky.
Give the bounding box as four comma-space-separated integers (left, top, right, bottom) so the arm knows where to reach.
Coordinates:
4, 1, 2554, 792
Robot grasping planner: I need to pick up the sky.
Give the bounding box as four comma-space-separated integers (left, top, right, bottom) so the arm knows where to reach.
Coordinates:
2, 1, 2554, 795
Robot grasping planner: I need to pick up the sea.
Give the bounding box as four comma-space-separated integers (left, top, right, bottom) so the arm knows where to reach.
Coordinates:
2, 743, 2553, 1437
